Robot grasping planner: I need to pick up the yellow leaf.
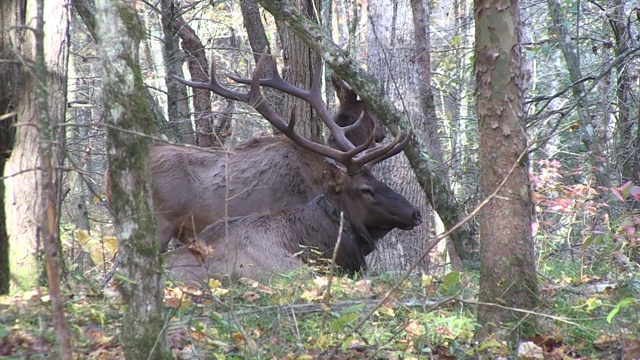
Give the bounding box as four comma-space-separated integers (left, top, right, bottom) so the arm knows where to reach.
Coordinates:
76, 229, 90, 245
421, 274, 433, 287
209, 279, 222, 289
585, 297, 602, 312
102, 236, 118, 254
300, 289, 321, 302
93, 195, 102, 204
75, 229, 104, 264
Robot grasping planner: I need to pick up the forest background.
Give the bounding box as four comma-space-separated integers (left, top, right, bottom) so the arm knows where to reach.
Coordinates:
0, 0, 639, 358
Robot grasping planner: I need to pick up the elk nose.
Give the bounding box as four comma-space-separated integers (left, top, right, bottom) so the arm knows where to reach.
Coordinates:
412, 208, 423, 225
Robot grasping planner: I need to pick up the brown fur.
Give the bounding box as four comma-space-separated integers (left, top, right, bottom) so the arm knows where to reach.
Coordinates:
145, 80, 388, 251
149, 137, 324, 250
165, 162, 422, 283
328, 73, 388, 148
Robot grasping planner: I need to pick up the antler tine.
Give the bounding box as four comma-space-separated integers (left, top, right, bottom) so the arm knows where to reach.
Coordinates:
175, 49, 403, 173
172, 57, 250, 103
243, 51, 356, 163
354, 130, 412, 167
339, 111, 366, 136
229, 51, 358, 152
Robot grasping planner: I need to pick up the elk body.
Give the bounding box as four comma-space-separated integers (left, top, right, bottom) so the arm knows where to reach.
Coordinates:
150, 137, 324, 250
149, 55, 388, 251
165, 161, 421, 282
164, 51, 421, 283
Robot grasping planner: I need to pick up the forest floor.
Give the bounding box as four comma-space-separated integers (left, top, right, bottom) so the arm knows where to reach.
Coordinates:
0, 257, 639, 359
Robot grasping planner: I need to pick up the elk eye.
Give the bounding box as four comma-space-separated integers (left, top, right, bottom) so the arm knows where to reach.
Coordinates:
360, 187, 374, 197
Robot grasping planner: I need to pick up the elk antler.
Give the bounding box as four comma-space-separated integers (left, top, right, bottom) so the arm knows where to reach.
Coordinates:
227, 50, 360, 152
173, 50, 411, 173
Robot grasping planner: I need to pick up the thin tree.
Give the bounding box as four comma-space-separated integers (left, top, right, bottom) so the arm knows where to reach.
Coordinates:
94, 0, 170, 358
276, 0, 324, 141
474, 0, 538, 337
32, 0, 72, 356
607, 0, 639, 190
547, 0, 608, 187
365, 0, 431, 273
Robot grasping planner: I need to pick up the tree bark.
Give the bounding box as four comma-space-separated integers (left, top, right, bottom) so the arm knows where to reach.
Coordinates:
4, 0, 68, 291
276, 0, 324, 141
0, 0, 20, 295
365, 0, 430, 274
608, 0, 639, 192
171, 16, 216, 147
240, 0, 285, 115
160, 0, 195, 145
410, 0, 463, 269
33, 0, 72, 356
67, 46, 92, 234
95, 0, 170, 358
474, 0, 538, 337
256, 0, 478, 264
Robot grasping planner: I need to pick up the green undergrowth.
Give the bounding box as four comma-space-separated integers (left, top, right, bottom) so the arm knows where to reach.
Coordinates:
1, 260, 638, 359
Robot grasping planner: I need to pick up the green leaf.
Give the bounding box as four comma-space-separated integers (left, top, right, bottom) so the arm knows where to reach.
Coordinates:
607, 297, 637, 323
0, 324, 10, 338
330, 313, 359, 332
607, 306, 620, 323
443, 271, 462, 285
342, 336, 354, 351
478, 339, 502, 351
342, 303, 365, 314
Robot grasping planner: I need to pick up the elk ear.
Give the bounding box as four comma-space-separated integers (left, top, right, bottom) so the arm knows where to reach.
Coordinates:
322, 162, 347, 192
330, 72, 355, 104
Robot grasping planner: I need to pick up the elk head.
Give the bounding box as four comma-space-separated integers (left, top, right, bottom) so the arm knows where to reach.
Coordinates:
321, 161, 422, 254
329, 72, 388, 147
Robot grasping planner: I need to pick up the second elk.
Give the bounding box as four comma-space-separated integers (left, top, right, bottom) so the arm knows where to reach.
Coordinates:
166, 52, 422, 283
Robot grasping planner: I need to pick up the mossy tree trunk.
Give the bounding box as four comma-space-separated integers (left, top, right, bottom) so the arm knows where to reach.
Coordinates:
474, 0, 538, 338
94, 0, 170, 358
3, 0, 68, 292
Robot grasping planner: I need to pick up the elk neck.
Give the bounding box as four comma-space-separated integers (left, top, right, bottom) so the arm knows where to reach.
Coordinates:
312, 195, 374, 249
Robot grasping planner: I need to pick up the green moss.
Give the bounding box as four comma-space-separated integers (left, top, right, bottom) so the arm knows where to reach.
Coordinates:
114, 2, 146, 42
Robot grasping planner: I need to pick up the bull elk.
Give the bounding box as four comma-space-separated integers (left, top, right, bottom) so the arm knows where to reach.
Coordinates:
147, 52, 389, 251
165, 51, 421, 282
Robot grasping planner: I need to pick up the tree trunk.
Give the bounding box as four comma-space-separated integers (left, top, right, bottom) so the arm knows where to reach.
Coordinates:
171, 16, 216, 147
474, 0, 538, 338
546, 0, 609, 188
365, 0, 431, 274
95, 0, 170, 358
410, 0, 463, 269
0, 0, 20, 295
67, 47, 92, 234
4, 0, 68, 291
608, 0, 639, 193
160, 0, 195, 145
240, 0, 285, 115
276, 0, 323, 141
32, 0, 72, 355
